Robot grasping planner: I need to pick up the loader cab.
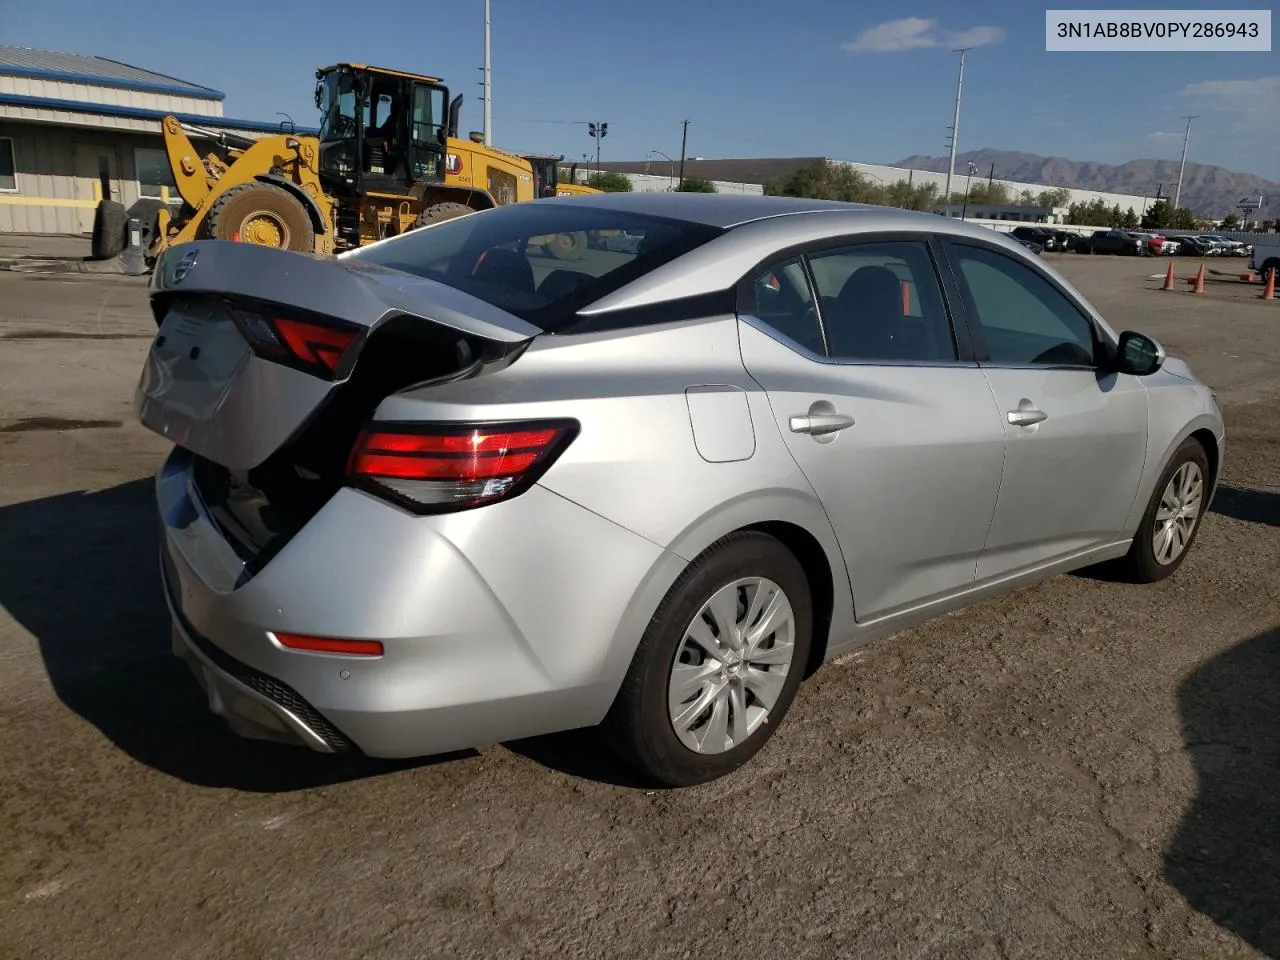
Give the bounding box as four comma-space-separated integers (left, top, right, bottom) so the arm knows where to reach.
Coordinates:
523, 155, 563, 198
315, 64, 458, 199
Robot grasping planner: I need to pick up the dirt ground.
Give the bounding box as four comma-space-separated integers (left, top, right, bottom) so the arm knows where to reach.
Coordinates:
1, 254, 1277, 960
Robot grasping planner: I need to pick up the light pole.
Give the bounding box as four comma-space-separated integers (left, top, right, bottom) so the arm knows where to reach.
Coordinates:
649, 150, 675, 190
944, 47, 972, 217
1172, 115, 1197, 213
961, 161, 978, 220
587, 121, 607, 173
482, 0, 492, 146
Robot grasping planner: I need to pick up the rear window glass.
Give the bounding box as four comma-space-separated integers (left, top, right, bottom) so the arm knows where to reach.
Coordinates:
344, 203, 723, 332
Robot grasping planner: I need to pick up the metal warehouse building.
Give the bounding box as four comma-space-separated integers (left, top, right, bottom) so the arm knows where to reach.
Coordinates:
0, 45, 309, 234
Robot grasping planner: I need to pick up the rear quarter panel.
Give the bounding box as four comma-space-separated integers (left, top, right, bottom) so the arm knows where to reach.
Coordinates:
373, 315, 858, 650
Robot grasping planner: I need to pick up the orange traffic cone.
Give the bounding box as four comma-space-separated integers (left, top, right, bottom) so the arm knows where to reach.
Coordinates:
1192, 263, 1206, 294
1162, 262, 1176, 290
1263, 267, 1277, 301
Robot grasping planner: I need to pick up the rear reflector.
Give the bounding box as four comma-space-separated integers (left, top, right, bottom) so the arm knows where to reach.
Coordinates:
229, 303, 362, 380
274, 632, 385, 657
346, 420, 578, 514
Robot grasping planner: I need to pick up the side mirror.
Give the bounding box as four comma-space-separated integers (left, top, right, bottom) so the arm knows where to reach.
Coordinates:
1116, 330, 1165, 376
314, 83, 323, 109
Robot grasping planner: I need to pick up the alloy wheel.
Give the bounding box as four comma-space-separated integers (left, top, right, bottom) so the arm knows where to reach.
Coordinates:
1153, 461, 1204, 566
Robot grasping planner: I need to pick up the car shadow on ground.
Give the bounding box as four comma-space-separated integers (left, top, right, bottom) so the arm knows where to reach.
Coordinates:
0, 477, 653, 791
0, 478, 472, 792
503, 729, 655, 789
1166, 625, 1280, 957
1210, 483, 1280, 528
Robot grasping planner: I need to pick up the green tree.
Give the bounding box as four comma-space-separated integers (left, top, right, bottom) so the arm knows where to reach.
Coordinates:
1220, 211, 1241, 230
884, 179, 940, 211
1067, 197, 1115, 226
584, 171, 633, 192
1170, 207, 1196, 230
1142, 199, 1172, 230
948, 182, 1011, 207
764, 160, 890, 205
1120, 207, 1139, 229
676, 177, 717, 193
1018, 189, 1037, 205
1036, 188, 1071, 207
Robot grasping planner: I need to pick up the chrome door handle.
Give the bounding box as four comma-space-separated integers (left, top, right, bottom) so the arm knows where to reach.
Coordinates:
790, 412, 855, 435
1007, 408, 1048, 427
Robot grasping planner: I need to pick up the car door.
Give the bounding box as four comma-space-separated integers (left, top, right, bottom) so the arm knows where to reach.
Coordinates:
737, 236, 1007, 622
940, 238, 1149, 580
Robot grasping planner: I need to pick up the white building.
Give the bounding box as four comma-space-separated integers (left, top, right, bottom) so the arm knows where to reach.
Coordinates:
0, 45, 313, 234
597, 157, 1151, 217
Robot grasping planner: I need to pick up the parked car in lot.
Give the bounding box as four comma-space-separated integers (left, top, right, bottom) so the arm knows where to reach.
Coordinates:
1196, 235, 1237, 256
1011, 226, 1058, 251
1013, 236, 1043, 255
136, 194, 1225, 786
1076, 230, 1145, 255
1167, 235, 1217, 257
1251, 235, 1280, 282
1199, 234, 1251, 257
1050, 230, 1079, 252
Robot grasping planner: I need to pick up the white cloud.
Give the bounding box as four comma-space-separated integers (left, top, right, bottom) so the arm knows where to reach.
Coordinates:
1148, 131, 1181, 139
947, 25, 1007, 48
842, 17, 1006, 53
1180, 75, 1280, 108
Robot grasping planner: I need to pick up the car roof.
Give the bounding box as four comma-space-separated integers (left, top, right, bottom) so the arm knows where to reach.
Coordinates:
534, 191, 890, 228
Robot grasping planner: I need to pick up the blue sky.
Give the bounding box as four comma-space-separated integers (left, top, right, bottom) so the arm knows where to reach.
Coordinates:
6, 0, 1279, 179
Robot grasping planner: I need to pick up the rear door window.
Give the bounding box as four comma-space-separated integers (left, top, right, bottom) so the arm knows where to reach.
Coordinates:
806, 241, 956, 362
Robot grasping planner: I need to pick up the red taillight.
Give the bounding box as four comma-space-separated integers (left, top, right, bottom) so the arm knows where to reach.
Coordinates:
346, 420, 578, 514
274, 632, 384, 657
229, 304, 361, 379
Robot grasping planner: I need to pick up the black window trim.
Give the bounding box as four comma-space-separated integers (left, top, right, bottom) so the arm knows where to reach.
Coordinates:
937, 235, 1116, 372
733, 230, 979, 368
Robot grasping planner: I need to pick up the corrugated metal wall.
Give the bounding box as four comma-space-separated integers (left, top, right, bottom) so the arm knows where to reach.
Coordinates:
0, 124, 153, 233
0, 116, 275, 235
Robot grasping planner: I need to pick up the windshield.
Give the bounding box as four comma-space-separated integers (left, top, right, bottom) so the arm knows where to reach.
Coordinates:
317, 70, 359, 178
318, 71, 358, 142
346, 203, 724, 332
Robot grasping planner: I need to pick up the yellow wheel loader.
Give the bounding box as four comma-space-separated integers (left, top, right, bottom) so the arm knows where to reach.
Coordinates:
92, 63, 595, 265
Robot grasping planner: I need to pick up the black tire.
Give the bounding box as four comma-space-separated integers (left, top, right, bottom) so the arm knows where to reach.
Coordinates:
601, 531, 813, 787
90, 200, 127, 260
412, 201, 474, 229
544, 231, 587, 260
205, 182, 315, 251
1107, 437, 1211, 583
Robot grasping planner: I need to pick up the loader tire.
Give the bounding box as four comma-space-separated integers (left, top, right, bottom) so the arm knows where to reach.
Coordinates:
412, 202, 474, 229
90, 200, 127, 260
205, 182, 315, 252
545, 231, 587, 260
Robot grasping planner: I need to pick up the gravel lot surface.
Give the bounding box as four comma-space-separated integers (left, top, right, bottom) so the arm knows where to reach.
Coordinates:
1, 254, 1277, 960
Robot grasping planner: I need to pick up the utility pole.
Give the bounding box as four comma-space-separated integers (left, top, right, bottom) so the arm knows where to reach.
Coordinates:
1172, 116, 1197, 212
944, 48, 971, 215
678, 119, 690, 186
482, 0, 492, 146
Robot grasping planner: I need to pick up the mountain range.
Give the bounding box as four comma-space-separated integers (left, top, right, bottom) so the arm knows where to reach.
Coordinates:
896, 150, 1277, 218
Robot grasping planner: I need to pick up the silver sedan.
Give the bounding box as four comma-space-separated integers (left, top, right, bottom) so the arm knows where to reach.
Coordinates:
137, 193, 1224, 786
